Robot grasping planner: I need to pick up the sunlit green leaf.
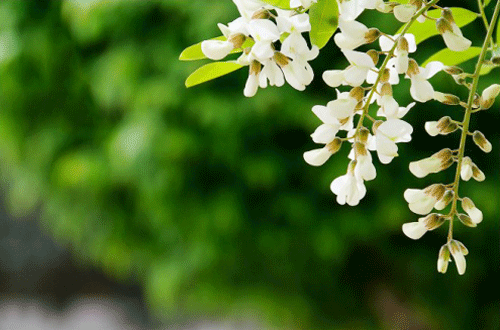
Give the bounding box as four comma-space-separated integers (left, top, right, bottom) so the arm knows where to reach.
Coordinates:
422, 47, 481, 67
259, 0, 291, 9
309, 0, 339, 49
179, 36, 254, 61
480, 64, 497, 75
185, 61, 244, 87
397, 7, 478, 45
484, 0, 492, 6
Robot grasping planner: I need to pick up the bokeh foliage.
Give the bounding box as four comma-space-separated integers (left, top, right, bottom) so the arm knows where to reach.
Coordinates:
0, 0, 499, 328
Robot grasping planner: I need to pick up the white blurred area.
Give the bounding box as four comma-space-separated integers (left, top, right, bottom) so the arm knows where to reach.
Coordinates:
0, 296, 258, 330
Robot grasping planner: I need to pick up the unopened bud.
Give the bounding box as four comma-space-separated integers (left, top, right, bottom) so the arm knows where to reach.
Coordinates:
434, 91, 461, 105
437, 244, 451, 273
458, 213, 476, 227
461, 197, 483, 224
472, 130, 492, 153
407, 58, 420, 76
353, 142, 368, 157
397, 37, 409, 53
327, 137, 343, 154
435, 190, 454, 210
409, 0, 423, 7
380, 83, 392, 96
366, 50, 379, 65
480, 84, 500, 109
364, 28, 381, 43
422, 213, 445, 230
424, 183, 446, 201
471, 163, 485, 181
441, 8, 455, 24
347, 159, 357, 174
357, 127, 370, 144
380, 68, 391, 83
436, 18, 453, 34
492, 56, 500, 65
251, 9, 270, 20
444, 66, 463, 75
436, 116, 458, 134
349, 87, 365, 102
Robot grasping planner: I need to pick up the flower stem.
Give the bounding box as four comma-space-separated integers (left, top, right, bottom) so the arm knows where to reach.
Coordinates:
447, 0, 500, 242
355, 0, 440, 134
477, 0, 495, 49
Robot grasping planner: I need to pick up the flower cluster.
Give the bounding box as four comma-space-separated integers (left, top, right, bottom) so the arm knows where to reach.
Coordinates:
200, 0, 319, 97
303, 1, 451, 206
400, 78, 498, 275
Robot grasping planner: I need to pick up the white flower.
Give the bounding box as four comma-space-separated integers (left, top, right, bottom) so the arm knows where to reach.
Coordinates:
323, 50, 375, 87
461, 197, 483, 224
437, 18, 471, 52
406, 61, 444, 102
424, 121, 440, 137
404, 185, 445, 215
409, 148, 453, 178
354, 151, 376, 181
402, 213, 445, 240
380, 34, 417, 74
244, 60, 262, 97
330, 169, 367, 206
482, 83, 500, 101
448, 239, 468, 275
460, 156, 474, 181
201, 18, 249, 60
374, 119, 413, 164
232, 0, 270, 21
303, 147, 333, 166
366, 66, 400, 86
334, 19, 370, 50
393, 4, 417, 22
247, 19, 281, 61
258, 59, 285, 88
280, 31, 319, 89
276, 11, 311, 33
437, 244, 450, 274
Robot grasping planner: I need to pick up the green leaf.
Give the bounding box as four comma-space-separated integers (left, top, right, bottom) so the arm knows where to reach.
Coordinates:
484, 0, 492, 6
480, 64, 496, 76
397, 7, 478, 45
422, 47, 482, 67
309, 0, 339, 49
185, 61, 244, 87
497, 18, 500, 44
259, 0, 291, 9
179, 37, 254, 61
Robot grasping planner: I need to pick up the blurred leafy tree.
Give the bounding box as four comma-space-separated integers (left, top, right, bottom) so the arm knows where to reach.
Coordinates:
0, 0, 498, 329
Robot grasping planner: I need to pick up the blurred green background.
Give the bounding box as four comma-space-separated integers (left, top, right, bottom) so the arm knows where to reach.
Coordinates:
0, 0, 498, 329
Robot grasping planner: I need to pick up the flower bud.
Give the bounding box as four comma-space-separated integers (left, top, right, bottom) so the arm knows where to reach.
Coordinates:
471, 163, 485, 181
448, 239, 467, 275
327, 137, 343, 154
397, 37, 410, 53
460, 156, 474, 181
461, 197, 483, 224
472, 130, 492, 153
491, 55, 500, 65
444, 66, 463, 75
458, 213, 476, 227
436, 18, 453, 34
421, 213, 445, 230
380, 69, 391, 83
353, 141, 368, 157
366, 50, 379, 66
437, 244, 451, 273
364, 28, 381, 43
357, 127, 370, 144
251, 9, 271, 20
441, 8, 455, 24
349, 87, 365, 102
480, 84, 500, 109
380, 82, 392, 96
435, 190, 454, 210
423, 183, 446, 201
433, 91, 461, 105
409, 148, 454, 178
406, 58, 420, 77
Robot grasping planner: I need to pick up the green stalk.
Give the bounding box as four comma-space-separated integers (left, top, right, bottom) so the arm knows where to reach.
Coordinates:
447, 0, 500, 242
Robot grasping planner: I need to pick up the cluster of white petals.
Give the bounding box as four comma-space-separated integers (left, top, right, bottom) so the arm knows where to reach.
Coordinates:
201, 0, 319, 97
